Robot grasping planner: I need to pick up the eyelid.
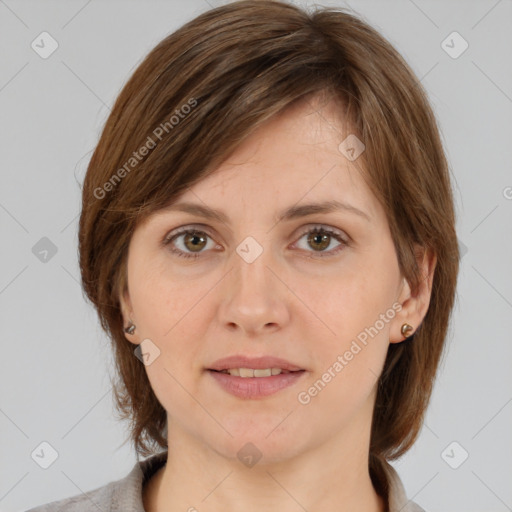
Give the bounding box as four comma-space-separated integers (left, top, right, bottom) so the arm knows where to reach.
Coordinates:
162, 223, 349, 243
162, 224, 218, 244
295, 224, 350, 243
162, 222, 351, 259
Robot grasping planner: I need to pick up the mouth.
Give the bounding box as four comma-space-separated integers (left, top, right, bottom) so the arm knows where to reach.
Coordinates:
206, 355, 307, 399
207, 367, 307, 400
209, 367, 304, 377
207, 355, 306, 373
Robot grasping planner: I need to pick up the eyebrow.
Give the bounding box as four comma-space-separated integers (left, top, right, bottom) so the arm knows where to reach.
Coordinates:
163, 200, 371, 223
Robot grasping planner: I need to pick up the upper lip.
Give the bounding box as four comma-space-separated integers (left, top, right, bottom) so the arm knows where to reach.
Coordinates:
208, 355, 305, 372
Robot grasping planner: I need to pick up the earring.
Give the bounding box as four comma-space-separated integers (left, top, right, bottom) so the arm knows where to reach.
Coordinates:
124, 322, 136, 335
401, 323, 414, 338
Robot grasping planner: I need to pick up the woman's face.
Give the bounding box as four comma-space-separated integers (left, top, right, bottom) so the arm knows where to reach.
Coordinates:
120, 94, 434, 464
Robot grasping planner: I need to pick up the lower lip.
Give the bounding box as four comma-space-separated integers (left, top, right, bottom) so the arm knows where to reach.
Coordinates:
207, 370, 306, 399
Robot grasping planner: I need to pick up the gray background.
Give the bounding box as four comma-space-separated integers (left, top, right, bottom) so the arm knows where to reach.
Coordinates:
1, 0, 511, 511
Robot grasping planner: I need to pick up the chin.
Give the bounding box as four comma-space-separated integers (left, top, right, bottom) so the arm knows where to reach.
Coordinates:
203, 423, 308, 468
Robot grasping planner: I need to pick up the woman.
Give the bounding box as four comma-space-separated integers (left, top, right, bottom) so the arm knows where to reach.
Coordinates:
28, 1, 459, 511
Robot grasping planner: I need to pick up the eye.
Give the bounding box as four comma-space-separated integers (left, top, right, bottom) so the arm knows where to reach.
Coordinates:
163, 226, 217, 259
293, 225, 349, 258
163, 224, 349, 260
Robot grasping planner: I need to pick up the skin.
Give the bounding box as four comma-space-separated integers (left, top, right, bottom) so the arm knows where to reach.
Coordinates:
120, 91, 436, 512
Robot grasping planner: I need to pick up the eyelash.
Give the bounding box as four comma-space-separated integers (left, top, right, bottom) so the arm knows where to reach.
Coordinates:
162, 225, 350, 260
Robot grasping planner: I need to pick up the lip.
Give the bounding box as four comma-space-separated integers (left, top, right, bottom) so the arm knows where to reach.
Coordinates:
207, 355, 305, 372
207, 369, 306, 399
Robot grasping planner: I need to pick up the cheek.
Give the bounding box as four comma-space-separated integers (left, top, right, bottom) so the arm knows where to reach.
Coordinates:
127, 256, 218, 373
297, 257, 398, 339
128, 254, 193, 329
291, 250, 398, 387
295, 271, 394, 414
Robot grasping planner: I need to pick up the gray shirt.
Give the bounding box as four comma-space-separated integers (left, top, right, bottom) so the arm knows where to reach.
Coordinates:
26, 451, 426, 511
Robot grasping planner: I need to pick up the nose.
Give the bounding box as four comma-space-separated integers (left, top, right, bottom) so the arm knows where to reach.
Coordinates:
219, 239, 290, 337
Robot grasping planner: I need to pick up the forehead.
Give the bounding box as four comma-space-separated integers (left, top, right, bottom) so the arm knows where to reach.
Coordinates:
172, 95, 381, 224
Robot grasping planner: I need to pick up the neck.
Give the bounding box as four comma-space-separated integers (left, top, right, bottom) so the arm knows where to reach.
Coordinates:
144, 422, 386, 512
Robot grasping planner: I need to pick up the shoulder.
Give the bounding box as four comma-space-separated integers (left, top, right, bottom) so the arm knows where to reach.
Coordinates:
25, 451, 168, 512
25, 480, 117, 512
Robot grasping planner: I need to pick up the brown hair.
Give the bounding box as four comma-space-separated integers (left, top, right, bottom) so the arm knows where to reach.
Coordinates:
78, 0, 459, 480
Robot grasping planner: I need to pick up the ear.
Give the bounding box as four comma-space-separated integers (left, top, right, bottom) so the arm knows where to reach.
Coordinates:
389, 245, 437, 344
119, 286, 139, 345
